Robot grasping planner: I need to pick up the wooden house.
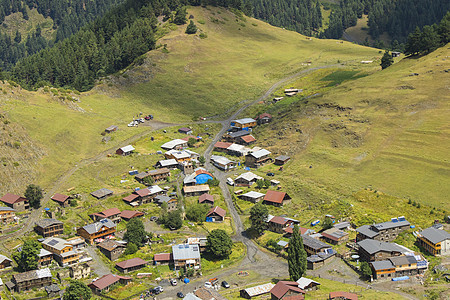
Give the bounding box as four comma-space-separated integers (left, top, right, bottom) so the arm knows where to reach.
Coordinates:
239, 191, 265, 203
8, 268, 52, 293
105, 125, 118, 133
231, 118, 257, 129
119, 210, 144, 221
199, 194, 214, 206
88, 274, 132, 294
263, 190, 291, 207
274, 155, 290, 166
235, 172, 263, 187
90, 208, 121, 224
116, 145, 135, 156
416, 227, 450, 256
0, 207, 16, 224
34, 219, 64, 237
77, 218, 117, 244
90, 188, 113, 200
356, 217, 410, 242
116, 257, 148, 273
51, 193, 70, 207
41, 237, 80, 267
178, 127, 193, 135
153, 253, 172, 265
0, 255, 12, 270
245, 149, 272, 168
206, 206, 226, 222
270, 281, 305, 300
172, 244, 201, 270
0, 193, 29, 211
98, 240, 126, 261
257, 113, 272, 124
154, 195, 178, 211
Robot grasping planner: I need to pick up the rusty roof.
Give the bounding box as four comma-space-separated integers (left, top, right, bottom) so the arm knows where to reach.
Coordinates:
153, 253, 172, 261
264, 190, 290, 204
214, 141, 232, 149
1, 193, 26, 204
329, 292, 358, 300
207, 206, 226, 218
98, 240, 125, 252
240, 135, 256, 143
123, 194, 139, 202
199, 194, 214, 203
120, 210, 144, 220
270, 216, 288, 225
51, 193, 69, 203
88, 274, 131, 290
116, 257, 148, 270
271, 281, 305, 299
94, 208, 121, 218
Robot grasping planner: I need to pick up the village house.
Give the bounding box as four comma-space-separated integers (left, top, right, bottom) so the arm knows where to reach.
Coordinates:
90, 188, 113, 200
369, 260, 396, 280
198, 194, 214, 207
302, 234, 332, 256
333, 221, 351, 231
98, 240, 126, 261
122, 194, 140, 206
214, 141, 232, 153
130, 185, 164, 205
105, 125, 118, 133
245, 149, 272, 168
239, 191, 265, 203
178, 127, 193, 135
51, 193, 71, 207
206, 206, 226, 222
70, 263, 91, 280
68, 237, 86, 250
116, 145, 135, 156
88, 274, 132, 294
270, 281, 305, 300
183, 185, 210, 197
90, 208, 121, 224
370, 255, 428, 280
296, 277, 320, 291
263, 190, 291, 207
257, 113, 272, 125
119, 210, 144, 221
154, 195, 178, 211
211, 155, 237, 171
186, 237, 208, 253
147, 168, 171, 182
329, 292, 358, 300
0, 193, 29, 211
226, 143, 251, 156
224, 130, 251, 143
307, 250, 336, 270
356, 217, 410, 242
184, 168, 213, 186
45, 284, 61, 298
0, 207, 16, 223
236, 135, 257, 145
34, 219, 64, 237
161, 139, 188, 151
235, 172, 263, 187
77, 218, 116, 244
231, 118, 257, 129
391, 51, 401, 57
321, 228, 349, 245
357, 239, 404, 262
38, 249, 53, 268
116, 257, 148, 273
7, 268, 52, 293
274, 155, 290, 166
283, 225, 315, 238
417, 227, 450, 256
172, 244, 201, 270
267, 216, 292, 234
155, 159, 179, 169
41, 237, 80, 267
0, 254, 12, 270
240, 283, 275, 299
153, 253, 172, 265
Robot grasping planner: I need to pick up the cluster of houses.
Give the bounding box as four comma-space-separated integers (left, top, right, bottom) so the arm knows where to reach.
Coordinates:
239, 276, 358, 300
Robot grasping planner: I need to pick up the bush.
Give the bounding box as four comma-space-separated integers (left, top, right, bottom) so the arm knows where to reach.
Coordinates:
199, 33, 208, 39
185, 20, 197, 34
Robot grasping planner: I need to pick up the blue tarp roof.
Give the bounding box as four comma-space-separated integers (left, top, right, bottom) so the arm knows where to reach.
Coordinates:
196, 174, 213, 184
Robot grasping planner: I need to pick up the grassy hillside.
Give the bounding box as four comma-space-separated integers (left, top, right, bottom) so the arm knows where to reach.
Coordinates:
249, 46, 449, 216
0, 6, 382, 192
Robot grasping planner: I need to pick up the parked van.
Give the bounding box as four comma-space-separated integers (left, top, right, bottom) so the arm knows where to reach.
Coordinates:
226, 178, 234, 186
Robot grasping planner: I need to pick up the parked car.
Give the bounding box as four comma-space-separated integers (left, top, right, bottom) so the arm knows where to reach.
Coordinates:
153, 286, 163, 294
170, 279, 177, 286
221, 281, 230, 288
226, 177, 234, 186
177, 292, 185, 298
266, 172, 275, 176
204, 282, 212, 288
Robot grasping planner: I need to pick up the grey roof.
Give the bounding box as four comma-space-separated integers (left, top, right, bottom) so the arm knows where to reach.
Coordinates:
356, 225, 379, 238
301, 234, 330, 250
420, 227, 450, 244
233, 118, 256, 124
372, 219, 410, 231
389, 255, 417, 266
13, 268, 52, 283
158, 159, 178, 167
45, 284, 60, 293
277, 240, 289, 247
38, 249, 53, 257
240, 191, 266, 199
307, 249, 336, 262
370, 260, 394, 270
161, 139, 187, 150
296, 277, 320, 289
236, 172, 262, 182
81, 218, 116, 235
183, 293, 202, 300
155, 195, 173, 204
42, 237, 72, 251
91, 188, 113, 199
172, 244, 201, 261
228, 130, 251, 138
0, 207, 15, 212
357, 239, 404, 255
248, 149, 271, 158
60, 250, 79, 258
334, 221, 351, 230
211, 155, 235, 165
275, 155, 290, 161
35, 218, 63, 228
119, 145, 135, 153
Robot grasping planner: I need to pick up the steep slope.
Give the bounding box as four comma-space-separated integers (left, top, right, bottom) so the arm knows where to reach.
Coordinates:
254, 46, 450, 211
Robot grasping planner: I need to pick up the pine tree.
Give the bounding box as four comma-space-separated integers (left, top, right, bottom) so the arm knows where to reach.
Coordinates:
287, 225, 307, 281
249, 202, 268, 235
380, 50, 393, 69
185, 20, 197, 34
173, 7, 187, 25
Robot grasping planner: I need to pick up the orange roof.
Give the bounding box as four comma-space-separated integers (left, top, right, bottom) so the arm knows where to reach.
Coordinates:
199, 194, 214, 203
88, 274, 131, 290
154, 253, 172, 261
0, 193, 26, 204
207, 206, 226, 218
329, 292, 358, 300
95, 208, 121, 218
214, 142, 232, 149
270, 216, 288, 225
271, 281, 305, 299
283, 226, 310, 235
51, 193, 69, 203
241, 135, 256, 143
116, 257, 148, 269
263, 190, 289, 204
120, 210, 144, 219
195, 169, 213, 177
123, 194, 139, 202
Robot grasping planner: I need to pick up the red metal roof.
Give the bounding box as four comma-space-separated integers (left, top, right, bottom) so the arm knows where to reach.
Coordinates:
51, 193, 69, 203
153, 253, 172, 261
96, 208, 121, 218
116, 257, 148, 269
0, 193, 26, 204
258, 113, 272, 119
270, 216, 288, 225
120, 210, 144, 219
135, 189, 150, 197
123, 194, 139, 202
199, 194, 214, 203
271, 281, 305, 299
264, 190, 289, 204
283, 295, 305, 300
88, 274, 131, 290
181, 135, 201, 141
195, 169, 213, 177
329, 292, 358, 300
207, 206, 226, 218
214, 142, 232, 149
240, 135, 256, 143
283, 226, 310, 235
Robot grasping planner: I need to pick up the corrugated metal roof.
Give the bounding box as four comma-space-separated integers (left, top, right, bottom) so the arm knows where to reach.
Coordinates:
172, 244, 201, 261
419, 227, 450, 244
242, 283, 275, 297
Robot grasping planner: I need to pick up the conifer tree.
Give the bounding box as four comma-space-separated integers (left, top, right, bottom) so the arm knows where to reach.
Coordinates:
287, 225, 307, 281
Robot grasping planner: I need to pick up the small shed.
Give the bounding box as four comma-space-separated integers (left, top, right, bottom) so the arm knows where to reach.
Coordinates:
45, 284, 61, 298
199, 194, 214, 206
116, 145, 135, 156
51, 193, 70, 207
391, 51, 401, 57
91, 188, 113, 200
257, 113, 272, 124
274, 155, 290, 165
178, 127, 193, 135
240, 283, 275, 299
105, 125, 118, 133
206, 206, 226, 222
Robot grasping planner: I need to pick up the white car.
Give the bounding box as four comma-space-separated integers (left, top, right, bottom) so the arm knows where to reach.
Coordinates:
204, 282, 212, 288
226, 178, 234, 186
170, 279, 177, 286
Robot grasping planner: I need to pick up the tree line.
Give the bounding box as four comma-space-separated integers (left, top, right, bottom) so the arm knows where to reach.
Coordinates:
0, 0, 122, 69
